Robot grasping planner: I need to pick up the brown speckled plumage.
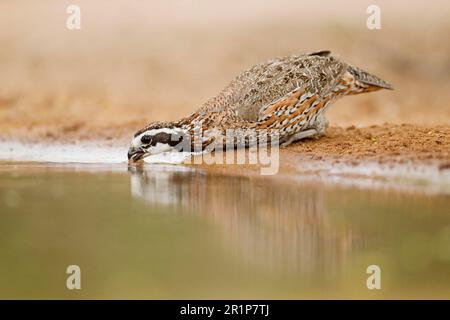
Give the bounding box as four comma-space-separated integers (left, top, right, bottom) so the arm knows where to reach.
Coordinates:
135, 50, 392, 150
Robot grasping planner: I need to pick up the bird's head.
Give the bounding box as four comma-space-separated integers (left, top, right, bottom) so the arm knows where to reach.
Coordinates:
127, 122, 187, 163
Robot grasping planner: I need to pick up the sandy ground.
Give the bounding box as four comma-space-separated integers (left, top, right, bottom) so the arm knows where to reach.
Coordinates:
288, 125, 450, 167
0, 1, 449, 169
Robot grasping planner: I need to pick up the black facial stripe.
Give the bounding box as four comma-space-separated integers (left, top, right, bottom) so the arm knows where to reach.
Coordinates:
152, 132, 183, 147
140, 132, 184, 148
169, 135, 183, 147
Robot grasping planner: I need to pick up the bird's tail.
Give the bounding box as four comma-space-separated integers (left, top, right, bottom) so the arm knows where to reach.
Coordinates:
345, 65, 393, 94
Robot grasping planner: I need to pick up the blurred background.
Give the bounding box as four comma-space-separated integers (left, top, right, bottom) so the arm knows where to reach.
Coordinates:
0, 0, 449, 140
1, 1, 450, 299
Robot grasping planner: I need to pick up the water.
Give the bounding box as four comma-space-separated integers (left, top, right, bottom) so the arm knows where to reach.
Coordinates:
0, 162, 449, 299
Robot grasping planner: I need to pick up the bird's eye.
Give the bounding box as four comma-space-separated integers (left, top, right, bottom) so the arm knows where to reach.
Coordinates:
141, 135, 152, 144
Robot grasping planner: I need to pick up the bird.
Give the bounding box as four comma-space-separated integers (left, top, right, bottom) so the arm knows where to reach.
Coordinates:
128, 50, 392, 162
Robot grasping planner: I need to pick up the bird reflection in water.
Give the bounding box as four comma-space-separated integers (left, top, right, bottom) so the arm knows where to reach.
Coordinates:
129, 165, 359, 275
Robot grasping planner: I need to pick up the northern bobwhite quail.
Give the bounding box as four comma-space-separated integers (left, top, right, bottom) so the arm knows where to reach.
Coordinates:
128, 50, 392, 162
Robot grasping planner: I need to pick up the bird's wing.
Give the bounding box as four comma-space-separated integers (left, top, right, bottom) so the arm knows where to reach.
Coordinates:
202, 51, 347, 122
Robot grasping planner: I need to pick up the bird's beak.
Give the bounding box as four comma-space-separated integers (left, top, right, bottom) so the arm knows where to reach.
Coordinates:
127, 146, 146, 163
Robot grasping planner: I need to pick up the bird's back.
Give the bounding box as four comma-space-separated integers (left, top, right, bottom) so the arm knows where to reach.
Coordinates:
201, 51, 347, 121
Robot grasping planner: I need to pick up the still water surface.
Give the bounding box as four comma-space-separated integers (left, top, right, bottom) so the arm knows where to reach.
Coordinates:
0, 163, 449, 298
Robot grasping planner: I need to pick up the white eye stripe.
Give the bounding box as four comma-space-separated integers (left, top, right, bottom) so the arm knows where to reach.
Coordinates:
141, 128, 181, 136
